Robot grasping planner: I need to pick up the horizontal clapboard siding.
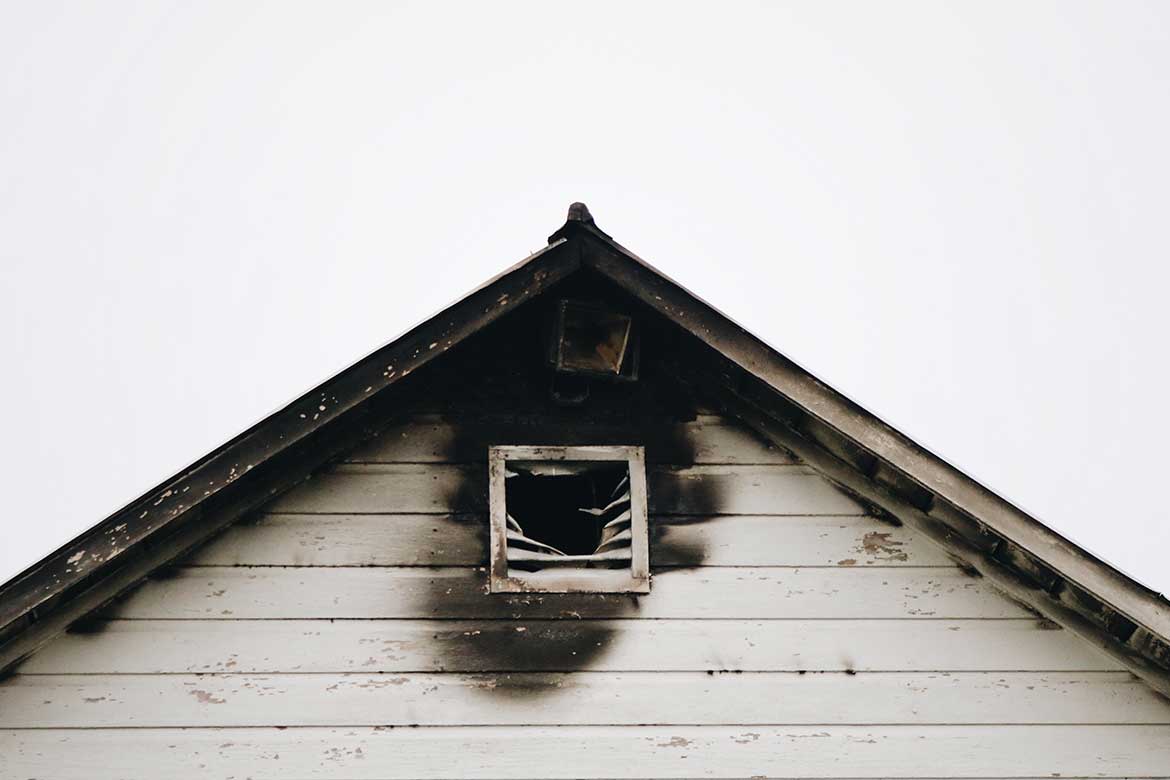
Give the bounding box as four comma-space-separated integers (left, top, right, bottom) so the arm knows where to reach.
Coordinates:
266, 463, 868, 515
6, 672, 1166, 728
188, 513, 951, 567
4, 726, 1170, 779
8, 412, 1166, 779
21, 618, 1120, 674
103, 566, 1026, 619
346, 415, 796, 464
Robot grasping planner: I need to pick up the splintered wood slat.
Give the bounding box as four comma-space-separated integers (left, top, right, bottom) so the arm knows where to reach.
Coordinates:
5, 672, 1166, 728
4, 725, 1170, 778
186, 514, 952, 567
265, 464, 866, 515
344, 415, 795, 465
100, 567, 1027, 620
21, 618, 1120, 675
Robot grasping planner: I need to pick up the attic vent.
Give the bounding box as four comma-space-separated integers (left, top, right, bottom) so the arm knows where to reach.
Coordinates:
548, 300, 640, 381
488, 445, 650, 593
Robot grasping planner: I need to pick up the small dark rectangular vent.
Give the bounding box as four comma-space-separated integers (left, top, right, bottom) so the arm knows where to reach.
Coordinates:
547, 300, 640, 381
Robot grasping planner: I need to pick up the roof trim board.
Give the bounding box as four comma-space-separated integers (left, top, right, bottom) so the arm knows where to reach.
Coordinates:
576, 221, 1170, 633
2, 204, 1167, 693
0, 238, 577, 653
567, 219, 1170, 689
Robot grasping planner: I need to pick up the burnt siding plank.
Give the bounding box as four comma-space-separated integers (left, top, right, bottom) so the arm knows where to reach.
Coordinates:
345, 415, 794, 465
4, 725, 1170, 779
265, 464, 867, 515
102, 567, 1029, 620
186, 513, 952, 567
21, 618, 1120, 675
6, 672, 1167, 728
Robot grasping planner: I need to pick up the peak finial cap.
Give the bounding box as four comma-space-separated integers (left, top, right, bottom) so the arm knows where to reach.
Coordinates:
566, 202, 594, 224
548, 201, 609, 243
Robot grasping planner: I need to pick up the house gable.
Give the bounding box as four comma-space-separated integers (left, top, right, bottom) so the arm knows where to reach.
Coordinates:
2, 204, 1170, 777
4, 295, 1170, 775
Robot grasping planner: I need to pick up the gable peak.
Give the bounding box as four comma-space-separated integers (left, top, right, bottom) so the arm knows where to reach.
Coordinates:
566, 201, 595, 224
550, 201, 610, 243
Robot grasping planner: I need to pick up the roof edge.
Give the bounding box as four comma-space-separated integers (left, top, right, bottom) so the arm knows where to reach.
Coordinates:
3, 202, 1167, 688
570, 220, 1170, 646
0, 237, 579, 642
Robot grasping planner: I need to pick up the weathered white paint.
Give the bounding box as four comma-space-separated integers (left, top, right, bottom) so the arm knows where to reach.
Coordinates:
2, 414, 1165, 779
6, 672, 1167, 727
19, 618, 1122, 674
4, 726, 1170, 779
188, 513, 952, 567
101, 566, 1028, 619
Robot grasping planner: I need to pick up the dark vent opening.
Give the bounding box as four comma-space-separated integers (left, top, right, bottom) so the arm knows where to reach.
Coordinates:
489, 445, 648, 593
547, 300, 640, 381
561, 306, 631, 375
505, 462, 630, 559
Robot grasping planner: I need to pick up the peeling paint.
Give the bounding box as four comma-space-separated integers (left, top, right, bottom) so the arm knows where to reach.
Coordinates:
190, 689, 227, 705
859, 531, 908, 562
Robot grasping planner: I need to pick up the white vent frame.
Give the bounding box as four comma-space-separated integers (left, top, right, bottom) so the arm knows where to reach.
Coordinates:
488, 445, 650, 594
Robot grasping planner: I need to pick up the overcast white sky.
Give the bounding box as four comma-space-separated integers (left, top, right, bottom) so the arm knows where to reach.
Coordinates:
1, 2, 1168, 593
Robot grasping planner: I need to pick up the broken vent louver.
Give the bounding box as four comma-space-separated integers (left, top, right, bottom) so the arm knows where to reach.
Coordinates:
488, 445, 650, 593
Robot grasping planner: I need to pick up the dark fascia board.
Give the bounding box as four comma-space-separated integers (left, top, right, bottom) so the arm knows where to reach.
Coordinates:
561, 218, 1170, 650
0, 238, 578, 640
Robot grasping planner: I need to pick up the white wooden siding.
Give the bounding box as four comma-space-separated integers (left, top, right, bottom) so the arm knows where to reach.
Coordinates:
187, 513, 955, 567
5, 726, 1170, 779
19, 618, 1120, 674
6, 672, 1167, 727
97, 566, 1028, 619
3, 413, 1165, 779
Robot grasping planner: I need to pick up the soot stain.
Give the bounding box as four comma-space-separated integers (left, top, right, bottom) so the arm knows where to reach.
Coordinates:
406, 291, 720, 697
65, 613, 111, 635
